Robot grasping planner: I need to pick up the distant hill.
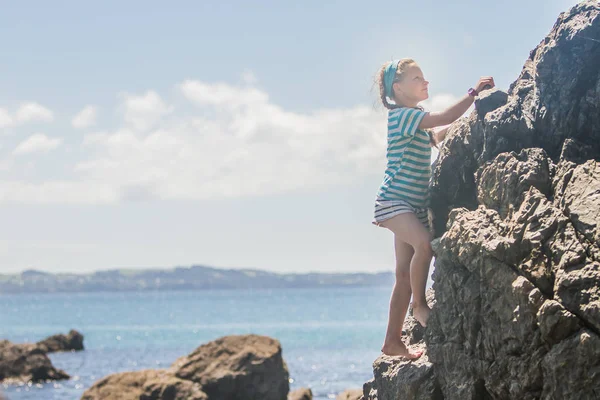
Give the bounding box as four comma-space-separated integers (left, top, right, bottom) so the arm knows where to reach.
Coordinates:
0, 266, 393, 294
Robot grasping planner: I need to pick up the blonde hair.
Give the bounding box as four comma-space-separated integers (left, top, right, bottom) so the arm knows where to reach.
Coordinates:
375, 59, 438, 148
377, 58, 417, 109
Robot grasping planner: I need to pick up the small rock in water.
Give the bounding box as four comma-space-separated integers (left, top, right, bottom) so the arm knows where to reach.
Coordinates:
289, 387, 313, 400
335, 388, 363, 400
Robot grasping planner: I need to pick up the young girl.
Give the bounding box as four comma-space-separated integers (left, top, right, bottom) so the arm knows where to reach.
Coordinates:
373, 58, 494, 358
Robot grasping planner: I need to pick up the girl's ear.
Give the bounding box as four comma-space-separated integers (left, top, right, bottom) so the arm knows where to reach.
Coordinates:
391, 81, 401, 95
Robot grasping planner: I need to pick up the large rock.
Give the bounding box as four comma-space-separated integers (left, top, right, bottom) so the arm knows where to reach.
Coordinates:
430, 1, 600, 238
171, 334, 289, 400
36, 329, 84, 353
0, 340, 70, 384
82, 334, 289, 400
363, 2, 600, 399
426, 143, 600, 399
81, 369, 207, 400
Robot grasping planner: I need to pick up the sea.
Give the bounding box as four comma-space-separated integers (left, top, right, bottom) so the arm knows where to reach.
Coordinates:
0, 286, 394, 400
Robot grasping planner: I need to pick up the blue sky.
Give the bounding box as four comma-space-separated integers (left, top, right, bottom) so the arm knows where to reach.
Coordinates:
0, 0, 581, 274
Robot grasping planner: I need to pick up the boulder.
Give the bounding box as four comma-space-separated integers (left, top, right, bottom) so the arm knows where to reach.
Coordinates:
36, 329, 84, 353
289, 387, 313, 400
336, 388, 363, 400
0, 340, 69, 384
171, 334, 289, 400
80, 369, 207, 400
82, 334, 289, 400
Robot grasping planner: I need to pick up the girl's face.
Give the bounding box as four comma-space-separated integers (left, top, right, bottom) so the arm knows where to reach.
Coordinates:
393, 65, 429, 103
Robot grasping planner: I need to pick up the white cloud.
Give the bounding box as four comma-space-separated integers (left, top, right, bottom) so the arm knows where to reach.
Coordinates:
0, 79, 459, 205
422, 93, 461, 113
72, 105, 97, 129
180, 80, 268, 108
0, 108, 13, 128
13, 133, 62, 155
72, 80, 388, 203
15, 102, 54, 123
0, 181, 116, 204
120, 90, 173, 131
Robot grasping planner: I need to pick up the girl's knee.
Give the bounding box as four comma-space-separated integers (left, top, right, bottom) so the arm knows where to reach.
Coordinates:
413, 239, 433, 256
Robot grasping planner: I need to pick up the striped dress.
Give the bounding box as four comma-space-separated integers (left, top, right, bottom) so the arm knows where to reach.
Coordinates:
372, 107, 432, 231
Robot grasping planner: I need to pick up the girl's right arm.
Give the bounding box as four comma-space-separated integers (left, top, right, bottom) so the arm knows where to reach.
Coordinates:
418, 76, 495, 130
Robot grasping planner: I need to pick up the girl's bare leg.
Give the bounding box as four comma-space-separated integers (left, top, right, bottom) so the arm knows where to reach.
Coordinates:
380, 236, 419, 357
379, 212, 434, 357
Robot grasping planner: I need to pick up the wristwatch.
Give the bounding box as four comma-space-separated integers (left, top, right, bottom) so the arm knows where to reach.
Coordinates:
468, 88, 478, 97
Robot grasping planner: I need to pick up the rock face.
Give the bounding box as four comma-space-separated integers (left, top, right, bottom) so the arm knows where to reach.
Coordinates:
82, 334, 290, 400
36, 329, 84, 353
426, 145, 600, 399
364, 2, 600, 399
0, 340, 70, 384
430, 1, 600, 238
362, 349, 439, 400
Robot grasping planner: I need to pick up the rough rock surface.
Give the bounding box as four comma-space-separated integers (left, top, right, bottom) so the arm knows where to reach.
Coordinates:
403, 289, 436, 345
430, 1, 600, 238
80, 370, 207, 400
82, 334, 289, 400
36, 329, 84, 353
0, 330, 82, 384
336, 388, 363, 400
289, 387, 313, 400
0, 340, 70, 384
364, 2, 600, 399
362, 348, 440, 400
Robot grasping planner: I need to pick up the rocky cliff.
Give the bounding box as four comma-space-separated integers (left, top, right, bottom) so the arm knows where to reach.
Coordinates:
363, 1, 600, 399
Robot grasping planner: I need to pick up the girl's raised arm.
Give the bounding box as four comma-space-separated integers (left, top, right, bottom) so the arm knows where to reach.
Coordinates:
418, 76, 495, 130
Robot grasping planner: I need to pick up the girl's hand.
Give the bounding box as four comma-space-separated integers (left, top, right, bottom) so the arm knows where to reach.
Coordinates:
475, 76, 495, 93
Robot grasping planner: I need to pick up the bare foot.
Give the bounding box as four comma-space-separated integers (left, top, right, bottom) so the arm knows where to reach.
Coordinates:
380, 339, 423, 359
412, 304, 431, 327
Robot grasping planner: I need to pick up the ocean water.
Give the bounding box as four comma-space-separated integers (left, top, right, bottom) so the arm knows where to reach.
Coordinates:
0, 286, 394, 400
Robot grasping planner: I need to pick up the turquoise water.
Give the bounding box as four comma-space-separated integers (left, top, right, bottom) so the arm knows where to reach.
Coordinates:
0, 286, 393, 399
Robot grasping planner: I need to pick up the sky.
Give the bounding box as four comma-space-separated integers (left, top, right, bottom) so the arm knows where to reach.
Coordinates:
0, 0, 582, 275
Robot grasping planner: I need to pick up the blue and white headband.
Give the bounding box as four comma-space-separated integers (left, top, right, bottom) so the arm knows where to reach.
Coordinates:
383, 60, 400, 98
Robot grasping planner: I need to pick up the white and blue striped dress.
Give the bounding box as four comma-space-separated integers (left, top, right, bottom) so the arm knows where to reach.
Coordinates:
372, 107, 432, 231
